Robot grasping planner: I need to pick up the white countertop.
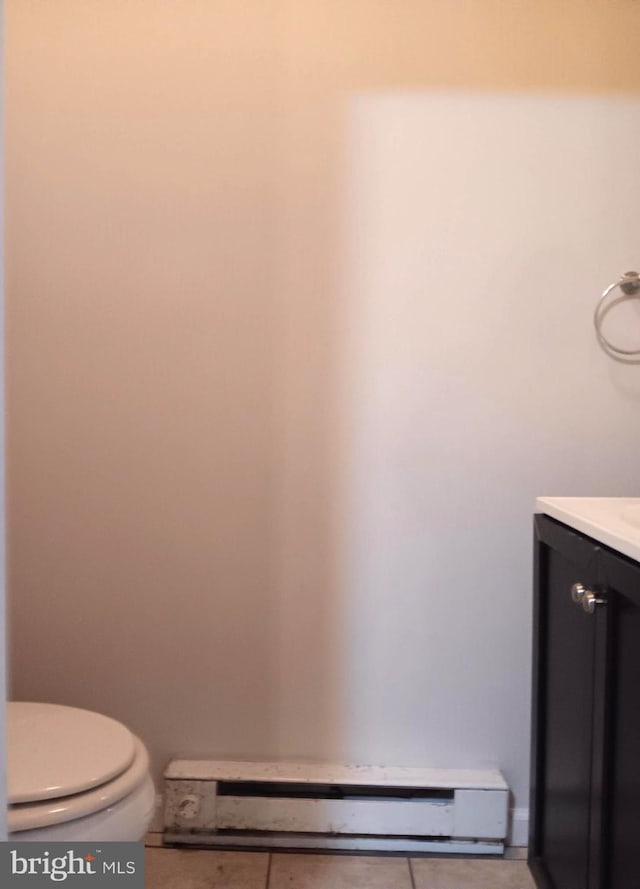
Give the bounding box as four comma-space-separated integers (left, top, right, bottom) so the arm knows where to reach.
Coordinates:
536, 497, 640, 563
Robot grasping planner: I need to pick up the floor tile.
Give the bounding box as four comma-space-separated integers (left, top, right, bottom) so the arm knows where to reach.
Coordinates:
411, 858, 535, 889
145, 848, 269, 889
269, 853, 412, 889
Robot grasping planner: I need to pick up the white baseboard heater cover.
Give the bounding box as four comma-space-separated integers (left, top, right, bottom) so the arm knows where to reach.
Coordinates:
163, 760, 509, 855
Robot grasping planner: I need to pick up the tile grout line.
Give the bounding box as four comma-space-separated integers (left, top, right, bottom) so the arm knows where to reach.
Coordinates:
407, 856, 417, 889
264, 851, 273, 889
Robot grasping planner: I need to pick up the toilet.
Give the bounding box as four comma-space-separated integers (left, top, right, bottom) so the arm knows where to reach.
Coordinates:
8, 702, 156, 841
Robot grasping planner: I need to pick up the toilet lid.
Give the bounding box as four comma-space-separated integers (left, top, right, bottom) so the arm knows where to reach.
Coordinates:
8, 702, 137, 804
8, 737, 151, 833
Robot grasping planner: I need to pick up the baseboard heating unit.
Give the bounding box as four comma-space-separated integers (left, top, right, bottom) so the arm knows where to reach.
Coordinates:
163, 760, 509, 854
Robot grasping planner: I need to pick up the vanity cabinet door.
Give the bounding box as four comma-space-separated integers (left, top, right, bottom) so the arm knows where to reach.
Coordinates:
530, 516, 610, 889
597, 549, 640, 889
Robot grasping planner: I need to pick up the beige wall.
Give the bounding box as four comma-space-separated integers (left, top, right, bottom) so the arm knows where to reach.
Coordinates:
6, 1, 640, 831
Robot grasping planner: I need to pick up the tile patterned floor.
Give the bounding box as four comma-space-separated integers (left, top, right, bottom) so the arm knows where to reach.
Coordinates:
145, 840, 535, 889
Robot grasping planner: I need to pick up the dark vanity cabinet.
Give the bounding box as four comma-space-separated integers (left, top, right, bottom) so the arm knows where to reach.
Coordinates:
529, 514, 640, 889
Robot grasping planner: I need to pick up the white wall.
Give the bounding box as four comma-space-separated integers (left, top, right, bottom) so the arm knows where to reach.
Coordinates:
6, 2, 640, 842
336, 93, 640, 829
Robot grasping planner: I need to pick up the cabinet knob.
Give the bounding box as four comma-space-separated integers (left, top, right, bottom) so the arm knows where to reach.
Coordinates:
571, 582, 588, 604
582, 590, 606, 614
571, 583, 606, 614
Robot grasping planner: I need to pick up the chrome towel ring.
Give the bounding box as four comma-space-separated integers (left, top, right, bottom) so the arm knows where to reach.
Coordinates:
594, 271, 640, 358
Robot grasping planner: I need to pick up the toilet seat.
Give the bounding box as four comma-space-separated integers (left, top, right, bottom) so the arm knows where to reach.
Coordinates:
8, 702, 152, 834
9, 702, 137, 803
